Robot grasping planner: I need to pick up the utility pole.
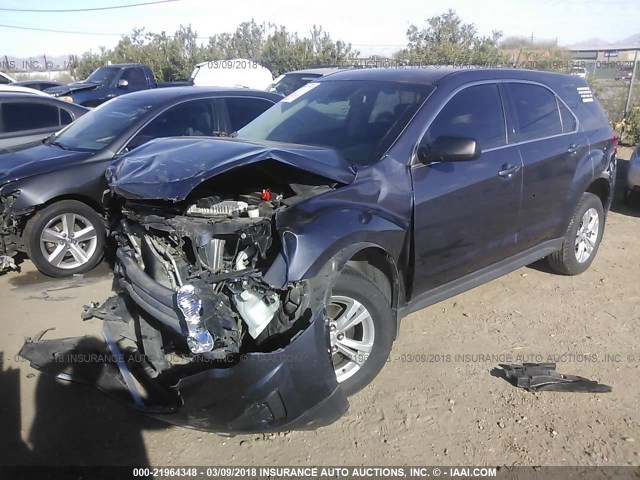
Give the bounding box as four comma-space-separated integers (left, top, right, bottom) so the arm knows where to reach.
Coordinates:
624, 49, 639, 116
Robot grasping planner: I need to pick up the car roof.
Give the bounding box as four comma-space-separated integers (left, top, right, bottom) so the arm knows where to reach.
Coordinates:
285, 67, 349, 76
319, 67, 584, 86
0, 92, 88, 110
0, 85, 50, 96
109, 86, 282, 104
100, 63, 145, 68
14, 80, 60, 85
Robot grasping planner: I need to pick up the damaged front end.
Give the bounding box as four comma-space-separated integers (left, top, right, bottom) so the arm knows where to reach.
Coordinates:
20, 146, 354, 433
0, 189, 27, 272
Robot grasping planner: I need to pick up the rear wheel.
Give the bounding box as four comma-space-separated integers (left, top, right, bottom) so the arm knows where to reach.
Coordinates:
326, 267, 394, 396
548, 192, 604, 275
24, 200, 106, 277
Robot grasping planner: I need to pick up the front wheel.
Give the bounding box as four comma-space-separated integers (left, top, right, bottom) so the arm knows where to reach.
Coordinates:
24, 200, 106, 277
326, 267, 395, 396
547, 192, 604, 276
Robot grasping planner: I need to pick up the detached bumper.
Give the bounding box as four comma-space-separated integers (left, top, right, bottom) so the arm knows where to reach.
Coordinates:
19, 296, 348, 434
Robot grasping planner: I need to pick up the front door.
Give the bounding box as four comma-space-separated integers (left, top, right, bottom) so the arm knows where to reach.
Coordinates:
411, 83, 523, 294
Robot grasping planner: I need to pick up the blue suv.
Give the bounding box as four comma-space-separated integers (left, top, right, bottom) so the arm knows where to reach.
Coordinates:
21, 68, 616, 434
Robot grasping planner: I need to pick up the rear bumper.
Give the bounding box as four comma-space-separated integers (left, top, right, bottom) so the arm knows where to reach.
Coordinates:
19, 249, 349, 434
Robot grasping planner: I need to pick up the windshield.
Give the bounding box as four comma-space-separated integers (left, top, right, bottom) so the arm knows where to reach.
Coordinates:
239, 80, 434, 165
86, 66, 120, 84
52, 98, 153, 152
267, 73, 323, 96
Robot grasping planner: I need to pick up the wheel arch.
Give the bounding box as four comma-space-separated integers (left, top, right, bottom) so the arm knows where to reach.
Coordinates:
585, 177, 612, 210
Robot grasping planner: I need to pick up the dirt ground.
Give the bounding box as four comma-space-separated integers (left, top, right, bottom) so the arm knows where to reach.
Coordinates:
0, 147, 638, 468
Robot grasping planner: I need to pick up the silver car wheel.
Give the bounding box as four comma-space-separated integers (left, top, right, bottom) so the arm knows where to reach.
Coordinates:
327, 295, 376, 384
39, 213, 98, 270
574, 207, 599, 263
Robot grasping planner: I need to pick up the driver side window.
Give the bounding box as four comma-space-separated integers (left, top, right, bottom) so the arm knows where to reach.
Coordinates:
126, 99, 217, 151
426, 84, 507, 150
121, 68, 147, 87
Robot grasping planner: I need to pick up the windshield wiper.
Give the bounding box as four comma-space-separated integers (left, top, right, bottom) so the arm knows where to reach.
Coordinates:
49, 140, 70, 150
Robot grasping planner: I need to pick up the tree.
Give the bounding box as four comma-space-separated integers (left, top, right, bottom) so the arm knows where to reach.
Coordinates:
395, 10, 506, 66
205, 20, 266, 60
66, 21, 358, 81
500, 36, 572, 72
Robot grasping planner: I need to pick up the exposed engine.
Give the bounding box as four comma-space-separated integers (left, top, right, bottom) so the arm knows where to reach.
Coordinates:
114, 181, 320, 362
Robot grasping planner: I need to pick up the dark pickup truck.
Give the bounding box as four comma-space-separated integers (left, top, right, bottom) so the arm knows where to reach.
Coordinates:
45, 63, 190, 107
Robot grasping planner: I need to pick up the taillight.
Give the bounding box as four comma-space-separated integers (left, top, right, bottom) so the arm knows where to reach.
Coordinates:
612, 135, 619, 155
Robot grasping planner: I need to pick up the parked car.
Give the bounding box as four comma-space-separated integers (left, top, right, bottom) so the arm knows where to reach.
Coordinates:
0, 93, 88, 152
267, 67, 345, 96
570, 66, 587, 78
0, 87, 281, 276
45, 63, 191, 108
624, 144, 640, 206
190, 59, 273, 89
0, 72, 16, 84
13, 80, 63, 91
0, 85, 50, 96
20, 68, 616, 434
615, 66, 634, 81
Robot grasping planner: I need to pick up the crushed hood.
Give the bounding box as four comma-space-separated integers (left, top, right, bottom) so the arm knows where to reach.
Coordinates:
107, 137, 357, 201
45, 81, 102, 96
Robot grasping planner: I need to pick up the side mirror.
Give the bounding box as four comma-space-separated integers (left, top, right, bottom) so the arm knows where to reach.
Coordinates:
117, 79, 129, 89
417, 135, 480, 164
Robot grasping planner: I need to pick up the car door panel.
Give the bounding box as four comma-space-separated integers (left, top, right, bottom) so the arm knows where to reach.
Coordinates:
410, 83, 523, 294
412, 147, 522, 292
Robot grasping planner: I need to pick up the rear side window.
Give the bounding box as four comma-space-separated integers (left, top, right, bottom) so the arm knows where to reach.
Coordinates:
558, 100, 577, 133
225, 97, 274, 132
507, 83, 562, 141
426, 84, 506, 150
1, 102, 60, 133
60, 109, 73, 125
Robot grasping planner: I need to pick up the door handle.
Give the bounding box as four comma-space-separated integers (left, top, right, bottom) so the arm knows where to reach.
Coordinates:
568, 143, 579, 155
498, 164, 520, 178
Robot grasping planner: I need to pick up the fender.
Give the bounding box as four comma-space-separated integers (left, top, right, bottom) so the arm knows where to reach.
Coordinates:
1, 159, 111, 214
558, 144, 615, 236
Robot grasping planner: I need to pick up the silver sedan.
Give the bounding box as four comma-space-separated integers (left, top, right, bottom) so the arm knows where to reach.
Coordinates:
625, 144, 640, 206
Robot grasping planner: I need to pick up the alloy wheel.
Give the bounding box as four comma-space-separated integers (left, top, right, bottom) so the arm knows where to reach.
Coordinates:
574, 207, 599, 263
326, 295, 376, 383
39, 213, 98, 269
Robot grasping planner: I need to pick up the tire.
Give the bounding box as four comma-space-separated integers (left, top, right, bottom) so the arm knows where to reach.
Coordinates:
547, 192, 604, 276
23, 200, 106, 277
327, 267, 395, 396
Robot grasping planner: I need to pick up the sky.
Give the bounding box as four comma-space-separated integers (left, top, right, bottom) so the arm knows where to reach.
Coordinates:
0, 0, 639, 59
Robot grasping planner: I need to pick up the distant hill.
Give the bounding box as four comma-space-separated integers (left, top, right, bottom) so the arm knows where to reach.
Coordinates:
569, 33, 640, 49
620, 33, 640, 45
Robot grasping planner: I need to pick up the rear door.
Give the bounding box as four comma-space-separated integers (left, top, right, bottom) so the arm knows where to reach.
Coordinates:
504, 82, 588, 250
411, 83, 523, 293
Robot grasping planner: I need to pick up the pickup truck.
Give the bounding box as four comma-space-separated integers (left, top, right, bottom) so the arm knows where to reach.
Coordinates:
45, 63, 190, 107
